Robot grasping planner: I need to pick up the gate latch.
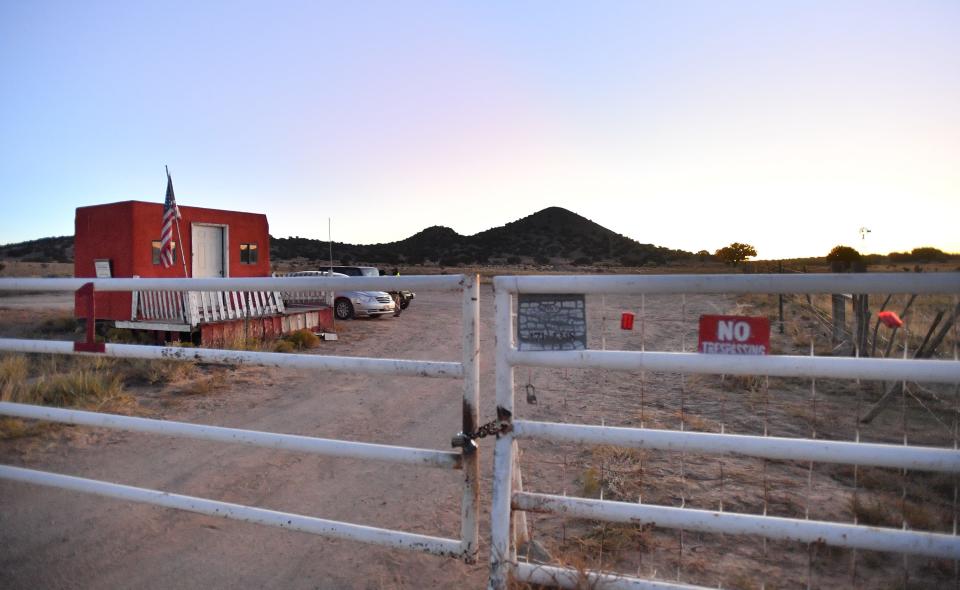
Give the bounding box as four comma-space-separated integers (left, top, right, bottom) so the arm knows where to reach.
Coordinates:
451, 418, 510, 453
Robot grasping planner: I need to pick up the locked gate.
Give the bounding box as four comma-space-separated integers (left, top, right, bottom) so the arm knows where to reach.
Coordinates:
3, 272, 960, 588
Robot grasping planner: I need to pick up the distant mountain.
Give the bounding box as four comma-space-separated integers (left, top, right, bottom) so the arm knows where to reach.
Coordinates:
272, 206, 691, 267
0, 236, 73, 263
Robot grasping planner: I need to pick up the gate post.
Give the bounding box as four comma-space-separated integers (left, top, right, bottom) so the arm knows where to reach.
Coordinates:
74, 282, 106, 353
460, 274, 480, 563
488, 284, 515, 590
831, 293, 846, 344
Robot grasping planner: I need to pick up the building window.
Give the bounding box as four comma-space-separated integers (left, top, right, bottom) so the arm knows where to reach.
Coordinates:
240, 243, 258, 264
152, 240, 177, 265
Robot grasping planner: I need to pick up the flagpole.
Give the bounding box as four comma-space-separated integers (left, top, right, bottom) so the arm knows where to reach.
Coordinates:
175, 217, 188, 278
166, 166, 189, 278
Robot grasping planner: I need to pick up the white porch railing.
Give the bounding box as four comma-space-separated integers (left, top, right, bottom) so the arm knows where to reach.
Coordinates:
131, 289, 285, 326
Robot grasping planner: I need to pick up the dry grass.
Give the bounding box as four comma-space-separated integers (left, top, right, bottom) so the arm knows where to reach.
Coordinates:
0, 260, 73, 278
850, 495, 898, 527
0, 350, 235, 437
178, 371, 228, 395
0, 354, 30, 401
0, 353, 136, 438
37, 369, 126, 407
120, 359, 198, 385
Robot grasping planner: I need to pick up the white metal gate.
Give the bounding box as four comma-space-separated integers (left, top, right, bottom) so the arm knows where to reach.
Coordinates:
0, 274, 481, 563
488, 273, 960, 589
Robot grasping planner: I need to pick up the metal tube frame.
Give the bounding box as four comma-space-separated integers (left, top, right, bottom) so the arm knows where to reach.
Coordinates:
514, 492, 960, 560
488, 273, 960, 590
0, 274, 481, 563
0, 465, 464, 558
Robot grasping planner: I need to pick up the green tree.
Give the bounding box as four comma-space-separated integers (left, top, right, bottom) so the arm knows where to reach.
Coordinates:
714, 243, 757, 265
910, 247, 947, 263
826, 245, 864, 272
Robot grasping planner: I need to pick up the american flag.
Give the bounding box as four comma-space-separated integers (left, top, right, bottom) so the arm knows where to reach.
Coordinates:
160, 167, 181, 268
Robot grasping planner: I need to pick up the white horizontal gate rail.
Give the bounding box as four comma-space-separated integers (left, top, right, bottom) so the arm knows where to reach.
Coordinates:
488, 273, 960, 590
0, 274, 481, 563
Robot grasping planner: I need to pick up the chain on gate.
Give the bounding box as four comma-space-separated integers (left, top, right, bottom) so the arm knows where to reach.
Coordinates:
451, 416, 512, 453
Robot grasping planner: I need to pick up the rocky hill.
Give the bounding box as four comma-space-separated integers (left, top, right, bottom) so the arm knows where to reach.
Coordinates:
272, 206, 690, 266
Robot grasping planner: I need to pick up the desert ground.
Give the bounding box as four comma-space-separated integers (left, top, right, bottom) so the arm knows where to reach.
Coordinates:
1, 279, 958, 589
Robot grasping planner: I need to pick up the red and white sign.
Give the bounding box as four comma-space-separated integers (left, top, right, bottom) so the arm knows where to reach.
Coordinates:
698, 315, 770, 355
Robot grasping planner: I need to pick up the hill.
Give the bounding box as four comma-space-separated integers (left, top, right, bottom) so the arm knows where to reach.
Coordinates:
270, 206, 690, 266
0, 236, 73, 263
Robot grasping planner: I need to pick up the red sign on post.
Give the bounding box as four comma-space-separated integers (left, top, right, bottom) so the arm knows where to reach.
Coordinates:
698, 315, 770, 355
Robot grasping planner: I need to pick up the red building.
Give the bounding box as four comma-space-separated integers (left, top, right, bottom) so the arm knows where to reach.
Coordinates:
74, 200, 333, 345
75, 200, 270, 321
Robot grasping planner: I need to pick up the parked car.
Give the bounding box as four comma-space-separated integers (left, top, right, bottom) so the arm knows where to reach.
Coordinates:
330, 266, 416, 310
288, 270, 395, 319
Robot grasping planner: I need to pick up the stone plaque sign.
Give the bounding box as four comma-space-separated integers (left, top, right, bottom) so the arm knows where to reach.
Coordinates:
517, 293, 587, 351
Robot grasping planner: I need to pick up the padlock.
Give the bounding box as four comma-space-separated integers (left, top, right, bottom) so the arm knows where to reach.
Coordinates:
451, 433, 478, 453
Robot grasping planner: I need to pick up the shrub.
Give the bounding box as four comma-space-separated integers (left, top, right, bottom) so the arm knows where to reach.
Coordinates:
619, 253, 647, 267
274, 340, 295, 353
284, 329, 319, 350
31, 316, 81, 338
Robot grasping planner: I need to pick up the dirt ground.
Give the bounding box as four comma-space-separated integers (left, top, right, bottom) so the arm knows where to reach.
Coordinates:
1, 285, 958, 589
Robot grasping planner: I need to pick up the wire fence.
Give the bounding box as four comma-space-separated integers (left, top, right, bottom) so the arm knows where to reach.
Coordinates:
505, 281, 959, 589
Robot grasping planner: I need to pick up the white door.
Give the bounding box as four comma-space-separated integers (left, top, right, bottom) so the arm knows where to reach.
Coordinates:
192, 225, 225, 278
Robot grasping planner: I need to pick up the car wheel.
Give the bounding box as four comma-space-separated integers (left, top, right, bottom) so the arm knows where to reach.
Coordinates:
334, 298, 354, 320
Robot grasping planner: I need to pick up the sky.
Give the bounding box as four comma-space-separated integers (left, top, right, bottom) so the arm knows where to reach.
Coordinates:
1, 1, 958, 259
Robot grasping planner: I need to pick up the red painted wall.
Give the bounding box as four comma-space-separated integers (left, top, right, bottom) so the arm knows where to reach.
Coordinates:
75, 201, 271, 320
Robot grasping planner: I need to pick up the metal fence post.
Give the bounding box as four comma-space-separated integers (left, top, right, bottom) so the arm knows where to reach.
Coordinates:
488, 283, 515, 590
460, 274, 480, 563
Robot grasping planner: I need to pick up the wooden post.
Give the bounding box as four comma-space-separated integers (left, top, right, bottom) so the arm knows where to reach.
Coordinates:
831, 294, 846, 345
777, 262, 784, 334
